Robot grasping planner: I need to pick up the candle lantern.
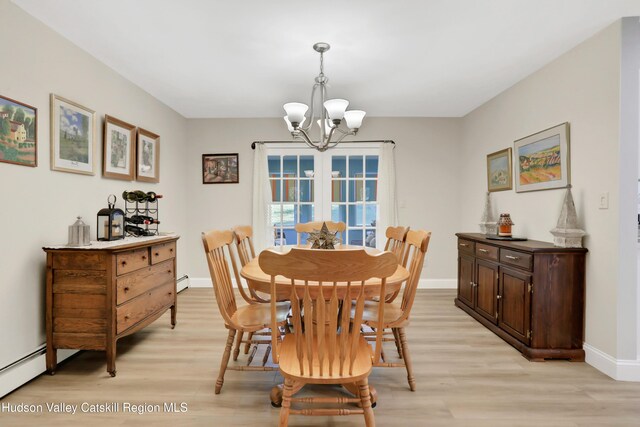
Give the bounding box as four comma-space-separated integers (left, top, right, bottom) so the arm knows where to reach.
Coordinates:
97, 194, 125, 241
498, 213, 514, 237
68, 216, 91, 246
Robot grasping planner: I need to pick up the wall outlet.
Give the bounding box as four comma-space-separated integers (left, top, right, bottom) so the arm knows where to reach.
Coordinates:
599, 192, 609, 209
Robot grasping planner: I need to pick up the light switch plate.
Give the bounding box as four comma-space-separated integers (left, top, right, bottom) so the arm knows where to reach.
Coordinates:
599, 192, 609, 209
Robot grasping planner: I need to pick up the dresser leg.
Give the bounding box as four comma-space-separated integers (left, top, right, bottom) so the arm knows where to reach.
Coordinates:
46, 346, 57, 375
171, 304, 177, 329
107, 341, 116, 377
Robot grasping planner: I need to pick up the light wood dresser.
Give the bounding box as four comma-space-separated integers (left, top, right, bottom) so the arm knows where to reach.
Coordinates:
43, 235, 179, 376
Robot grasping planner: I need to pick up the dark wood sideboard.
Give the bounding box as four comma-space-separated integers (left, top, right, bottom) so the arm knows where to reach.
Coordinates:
43, 235, 179, 376
455, 233, 587, 361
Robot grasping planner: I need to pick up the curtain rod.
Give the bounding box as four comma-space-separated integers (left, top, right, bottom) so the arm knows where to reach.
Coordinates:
251, 140, 395, 149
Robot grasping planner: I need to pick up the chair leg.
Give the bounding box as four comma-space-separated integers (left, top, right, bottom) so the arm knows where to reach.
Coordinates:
215, 328, 236, 394
244, 332, 254, 354
279, 378, 294, 427
232, 330, 244, 361
392, 328, 403, 359
398, 327, 416, 391
358, 378, 376, 427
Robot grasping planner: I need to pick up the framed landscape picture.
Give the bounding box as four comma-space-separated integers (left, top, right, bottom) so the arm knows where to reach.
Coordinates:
103, 115, 136, 180
50, 94, 96, 175
514, 123, 570, 193
0, 94, 37, 167
486, 148, 512, 192
136, 128, 160, 183
202, 153, 239, 184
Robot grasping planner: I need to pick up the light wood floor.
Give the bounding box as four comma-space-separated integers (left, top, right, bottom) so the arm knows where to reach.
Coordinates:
2, 289, 640, 426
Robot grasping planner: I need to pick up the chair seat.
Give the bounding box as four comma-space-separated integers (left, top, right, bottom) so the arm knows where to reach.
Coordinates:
358, 301, 407, 327
230, 302, 289, 330
278, 333, 373, 384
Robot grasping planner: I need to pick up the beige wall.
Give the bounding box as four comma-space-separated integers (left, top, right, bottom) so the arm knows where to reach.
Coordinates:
459, 22, 622, 356
0, 0, 188, 369
185, 117, 462, 283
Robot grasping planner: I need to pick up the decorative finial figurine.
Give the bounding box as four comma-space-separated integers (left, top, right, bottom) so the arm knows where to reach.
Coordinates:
307, 222, 340, 249
479, 192, 497, 235
550, 185, 586, 248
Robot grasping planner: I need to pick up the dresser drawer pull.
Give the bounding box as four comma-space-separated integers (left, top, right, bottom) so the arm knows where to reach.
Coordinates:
459, 243, 469, 247
505, 255, 520, 260
121, 261, 127, 266
168, 269, 172, 274
497, 295, 502, 300
169, 248, 174, 253
155, 252, 160, 257
124, 287, 130, 292
124, 315, 130, 320
141, 255, 147, 260
478, 248, 489, 253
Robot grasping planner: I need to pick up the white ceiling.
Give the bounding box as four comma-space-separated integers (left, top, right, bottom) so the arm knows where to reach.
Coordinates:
12, 0, 640, 118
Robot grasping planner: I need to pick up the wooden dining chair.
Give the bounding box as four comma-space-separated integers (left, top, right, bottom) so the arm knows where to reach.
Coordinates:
361, 230, 431, 391
382, 226, 410, 303
294, 221, 346, 244
202, 229, 290, 394
259, 247, 398, 427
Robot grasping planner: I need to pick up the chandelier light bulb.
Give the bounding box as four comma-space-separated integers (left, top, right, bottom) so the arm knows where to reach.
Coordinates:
316, 119, 333, 135
284, 116, 305, 132
283, 102, 308, 127
344, 110, 366, 130
323, 99, 349, 122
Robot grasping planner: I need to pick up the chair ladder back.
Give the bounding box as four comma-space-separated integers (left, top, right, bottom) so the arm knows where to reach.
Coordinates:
233, 225, 256, 266
202, 231, 238, 326
295, 221, 346, 244
384, 226, 409, 265
399, 230, 432, 315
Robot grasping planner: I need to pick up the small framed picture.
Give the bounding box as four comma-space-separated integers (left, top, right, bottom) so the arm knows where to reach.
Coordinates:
50, 94, 96, 175
515, 123, 570, 193
0, 94, 37, 167
136, 128, 160, 183
103, 115, 136, 180
486, 148, 512, 192
202, 153, 239, 184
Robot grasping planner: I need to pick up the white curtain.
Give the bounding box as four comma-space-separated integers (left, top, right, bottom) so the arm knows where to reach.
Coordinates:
377, 142, 398, 249
252, 144, 273, 252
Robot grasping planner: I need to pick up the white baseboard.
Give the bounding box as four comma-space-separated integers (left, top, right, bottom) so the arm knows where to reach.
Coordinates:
1, 349, 76, 398
189, 277, 457, 290
584, 343, 640, 381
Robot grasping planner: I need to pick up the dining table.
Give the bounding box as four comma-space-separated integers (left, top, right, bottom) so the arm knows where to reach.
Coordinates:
240, 244, 410, 407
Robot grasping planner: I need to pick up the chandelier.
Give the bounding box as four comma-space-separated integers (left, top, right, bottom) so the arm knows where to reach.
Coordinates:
283, 42, 366, 152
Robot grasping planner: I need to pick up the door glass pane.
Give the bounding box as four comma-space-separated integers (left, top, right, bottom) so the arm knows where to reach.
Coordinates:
282, 204, 296, 227
365, 180, 377, 201
365, 204, 377, 226
268, 156, 281, 177
283, 156, 297, 177
300, 180, 314, 202
283, 180, 296, 202
365, 156, 378, 178
332, 156, 346, 178
300, 156, 314, 177
300, 232, 310, 245
332, 204, 346, 223
349, 156, 363, 178
332, 180, 346, 202
282, 229, 296, 245
270, 179, 281, 202
300, 204, 314, 223
348, 204, 363, 227
348, 229, 363, 246
349, 180, 364, 202
270, 205, 283, 226
365, 229, 376, 248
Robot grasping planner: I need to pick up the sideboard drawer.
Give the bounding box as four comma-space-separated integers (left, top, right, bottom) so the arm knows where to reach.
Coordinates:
500, 249, 533, 271
116, 260, 175, 305
476, 243, 498, 261
458, 239, 475, 255
116, 248, 150, 276
116, 282, 175, 334
151, 242, 176, 265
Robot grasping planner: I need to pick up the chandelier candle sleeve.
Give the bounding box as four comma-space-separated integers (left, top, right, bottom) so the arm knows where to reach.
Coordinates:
344, 110, 366, 130
283, 103, 308, 127
323, 99, 349, 122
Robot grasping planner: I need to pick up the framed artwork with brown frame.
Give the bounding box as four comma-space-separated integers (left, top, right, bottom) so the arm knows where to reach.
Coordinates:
0, 94, 37, 167
50, 94, 96, 175
486, 147, 513, 192
202, 153, 239, 184
136, 128, 160, 183
103, 115, 136, 180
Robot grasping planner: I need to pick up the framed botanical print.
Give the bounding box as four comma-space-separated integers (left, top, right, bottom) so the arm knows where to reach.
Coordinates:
202, 153, 239, 184
486, 148, 512, 192
0, 94, 37, 167
514, 122, 570, 193
103, 115, 136, 180
50, 94, 96, 174
136, 128, 160, 183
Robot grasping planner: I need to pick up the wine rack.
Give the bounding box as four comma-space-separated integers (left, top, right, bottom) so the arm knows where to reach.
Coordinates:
124, 195, 160, 237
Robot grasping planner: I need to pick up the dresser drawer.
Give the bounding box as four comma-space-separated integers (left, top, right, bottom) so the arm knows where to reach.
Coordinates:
151, 242, 176, 265
476, 243, 498, 261
116, 260, 175, 305
116, 282, 175, 334
458, 239, 475, 255
116, 248, 150, 276
500, 249, 532, 271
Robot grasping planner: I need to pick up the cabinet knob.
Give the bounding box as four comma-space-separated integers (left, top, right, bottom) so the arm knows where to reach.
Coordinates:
497, 295, 502, 300
121, 261, 127, 266
124, 287, 129, 292
142, 255, 147, 260
155, 252, 160, 257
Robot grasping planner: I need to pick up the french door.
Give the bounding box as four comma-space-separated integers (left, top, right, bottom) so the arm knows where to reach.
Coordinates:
267, 145, 380, 248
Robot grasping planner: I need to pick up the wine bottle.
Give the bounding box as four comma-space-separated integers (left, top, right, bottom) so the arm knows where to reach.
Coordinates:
126, 215, 160, 225
122, 191, 138, 203
146, 192, 163, 203
125, 224, 149, 236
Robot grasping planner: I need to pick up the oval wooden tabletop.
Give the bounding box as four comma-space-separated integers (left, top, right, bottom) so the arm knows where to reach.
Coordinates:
241, 245, 410, 299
